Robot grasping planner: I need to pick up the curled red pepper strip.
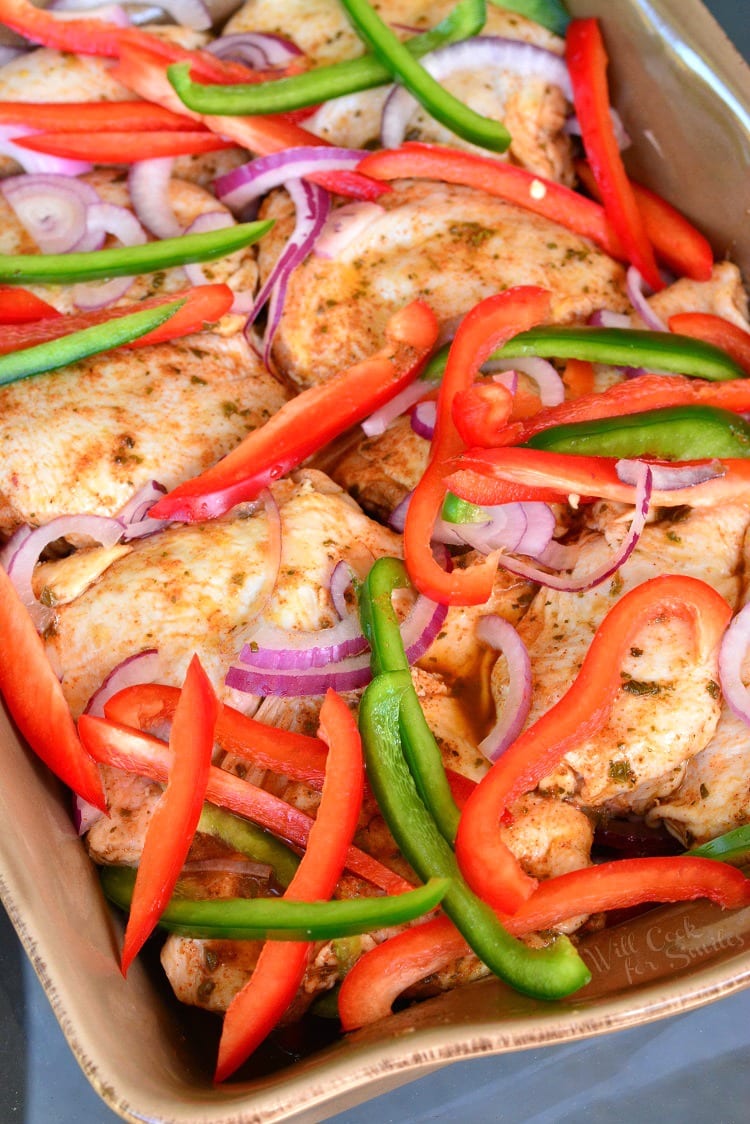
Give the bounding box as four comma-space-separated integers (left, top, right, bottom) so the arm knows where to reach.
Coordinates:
339, 854, 750, 1029
150, 300, 439, 522
214, 689, 364, 1081
477, 373, 750, 449
77, 713, 412, 896
566, 19, 662, 291
0, 565, 105, 811
120, 655, 219, 976
451, 381, 514, 447
404, 286, 551, 606
0, 285, 60, 325
455, 575, 732, 912
668, 313, 750, 377
445, 447, 750, 509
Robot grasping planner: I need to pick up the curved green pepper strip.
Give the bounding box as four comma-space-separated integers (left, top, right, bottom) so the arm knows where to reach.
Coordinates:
0, 299, 183, 386
359, 672, 591, 999
441, 492, 488, 523
339, 0, 511, 153
100, 865, 449, 940
359, 557, 461, 842
526, 404, 750, 460
689, 823, 750, 867
488, 0, 570, 37
197, 804, 299, 889
168, 0, 487, 115
0, 220, 274, 285
494, 326, 746, 381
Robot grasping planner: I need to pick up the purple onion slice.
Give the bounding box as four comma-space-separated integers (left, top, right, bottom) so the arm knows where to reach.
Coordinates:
475, 615, 532, 761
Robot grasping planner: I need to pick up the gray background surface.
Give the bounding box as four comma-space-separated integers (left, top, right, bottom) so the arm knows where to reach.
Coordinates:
2, 1, 749, 1121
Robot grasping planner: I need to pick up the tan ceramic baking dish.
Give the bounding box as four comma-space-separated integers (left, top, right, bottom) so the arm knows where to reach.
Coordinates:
1, 1, 750, 1120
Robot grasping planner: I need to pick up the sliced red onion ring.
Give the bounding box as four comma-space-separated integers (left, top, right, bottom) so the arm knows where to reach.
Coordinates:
330, 558, 355, 619
494, 463, 652, 592
626, 265, 668, 331
588, 309, 632, 329
117, 479, 169, 540
484, 356, 565, 407
313, 201, 385, 260
215, 147, 365, 214
1, 172, 100, 252
566, 107, 630, 149
71, 202, 148, 309
615, 457, 726, 491
0, 125, 92, 176
128, 157, 182, 239
83, 649, 161, 717
0, 524, 32, 572
226, 651, 372, 697
362, 379, 433, 438
381, 36, 572, 148
180, 209, 235, 288
388, 493, 411, 534
206, 31, 303, 67
453, 502, 556, 559
72, 793, 105, 835
410, 399, 437, 440
50, 1, 131, 25
475, 615, 532, 761
492, 369, 518, 395
251, 178, 330, 366
239, 616, 368, 670
719, 603, 750, 726
7, 514, 124, 631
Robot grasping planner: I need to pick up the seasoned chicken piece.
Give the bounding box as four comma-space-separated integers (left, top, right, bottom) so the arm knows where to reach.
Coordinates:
86, 766, 162, 866
646, 262, 750, 330
47, 471, 403, 715
326, 414, 428, 521
493, 503, 750, 812
0, 168, 259, 317
262, 180, 627, 388
0, 332, 287, 534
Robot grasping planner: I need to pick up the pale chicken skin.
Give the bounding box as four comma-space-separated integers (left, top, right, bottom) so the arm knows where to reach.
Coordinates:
494, 503, 750, 813
262, 180, 628, 387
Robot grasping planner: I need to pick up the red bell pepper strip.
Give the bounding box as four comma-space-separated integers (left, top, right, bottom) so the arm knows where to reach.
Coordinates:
668, 313, 750, 377
113, 44, 389, 203
120, 655, 219, 976
77, 713, 412, 895
0, 284, 234, 357
403, 287, 550, 607
455, 575, 732, 912
478, 373, 750, 449
215, 688, 363, 1081
16, 130, 236, 163
562, 358, 595, 398
150, 300, 439, 523
0, 565, 105, 811
566, 19, 663, 291
451, 381, 514, 447
575, 159, 714, 282
0, 100, 206, 132
0, 285, 60, 325
357, 142, 623, 259
104, 680, 477, 807
339, 854, 750, 1028
444, 447, 750, 510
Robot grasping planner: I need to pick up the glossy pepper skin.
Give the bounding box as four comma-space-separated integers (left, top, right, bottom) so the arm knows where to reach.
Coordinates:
0, 221, 273, 285
668, 312, 750, 376
494, 326, 747, 381
525, 404, 750, 460
339, 0, 510, 152
16, 130, 235, 163
455, 575, 732, 913
359, 557, 461, 843
0, 285, 60, 324
566, 18, 662, 291
359, 671, 591, 1000
167, 0, 487, 115
101, 865, 448, 941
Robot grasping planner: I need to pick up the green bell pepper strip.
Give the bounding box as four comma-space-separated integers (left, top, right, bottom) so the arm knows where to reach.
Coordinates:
359, 557, 461, 842
100, 864, 449, 940
441, 492, 488, 523
168, 0, 487, 115
197, 805, 299, 889
0, 220, 274, 285
0, 299, 183, 386
359, 671, 590, 999
689, 824, 750, 867
339, 0, 511, 153
493, 326, 746, 382
525, 404, 750, 460
488, 0, 570, 37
